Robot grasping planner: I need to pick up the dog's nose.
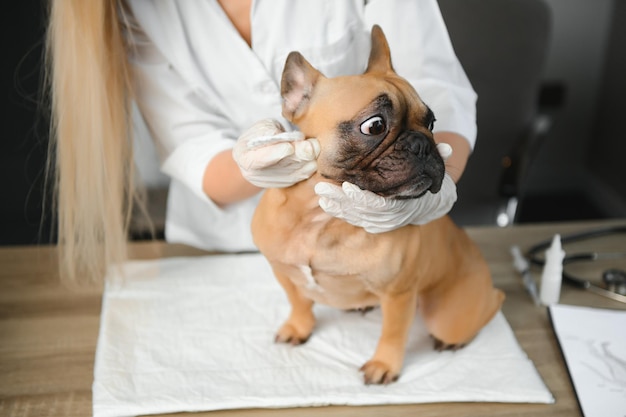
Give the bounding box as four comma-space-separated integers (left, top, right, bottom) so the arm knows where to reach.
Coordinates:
398, 130, 435, 157
396, 131, 445, 193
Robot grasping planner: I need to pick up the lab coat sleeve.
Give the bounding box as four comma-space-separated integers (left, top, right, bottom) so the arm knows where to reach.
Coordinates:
127, 24, 237, 205
364, 0, 477, 149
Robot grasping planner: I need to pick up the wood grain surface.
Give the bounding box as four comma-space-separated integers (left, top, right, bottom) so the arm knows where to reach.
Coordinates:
1, 219, 625, 417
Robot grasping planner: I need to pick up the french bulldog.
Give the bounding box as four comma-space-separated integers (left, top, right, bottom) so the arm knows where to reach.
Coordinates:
251, 25, 504, 384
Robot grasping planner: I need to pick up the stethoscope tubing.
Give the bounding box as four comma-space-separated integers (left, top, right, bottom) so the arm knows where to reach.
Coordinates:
525, 225, 626, 304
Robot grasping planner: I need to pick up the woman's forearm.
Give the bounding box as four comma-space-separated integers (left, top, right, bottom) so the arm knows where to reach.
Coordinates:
202, 148, 261, 206
434, 131, 471, 184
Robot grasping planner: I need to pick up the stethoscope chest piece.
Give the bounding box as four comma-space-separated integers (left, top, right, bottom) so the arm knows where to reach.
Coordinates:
602, 268, 626, 296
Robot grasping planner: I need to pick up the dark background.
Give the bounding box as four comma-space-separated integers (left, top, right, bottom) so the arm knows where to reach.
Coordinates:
515, 0, 626, 224
2, 0, 625, 246
2, 1, 55, 245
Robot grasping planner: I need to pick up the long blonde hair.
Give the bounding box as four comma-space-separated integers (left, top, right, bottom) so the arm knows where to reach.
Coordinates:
46, 0, 139, 284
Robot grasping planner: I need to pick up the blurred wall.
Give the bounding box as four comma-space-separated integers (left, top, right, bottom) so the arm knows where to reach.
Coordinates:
524, 0, 624, 216
585, 0, 626, 217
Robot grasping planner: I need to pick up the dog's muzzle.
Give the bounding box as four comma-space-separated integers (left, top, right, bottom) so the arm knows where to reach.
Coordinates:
371, 130, 445, 199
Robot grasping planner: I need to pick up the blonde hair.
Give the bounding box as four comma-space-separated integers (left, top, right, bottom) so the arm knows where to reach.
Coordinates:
46, 0, 140, 284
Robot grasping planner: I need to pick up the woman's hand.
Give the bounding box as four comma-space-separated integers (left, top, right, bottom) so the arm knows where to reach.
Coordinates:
233, 119, 320, 188
314, 143, 458, 233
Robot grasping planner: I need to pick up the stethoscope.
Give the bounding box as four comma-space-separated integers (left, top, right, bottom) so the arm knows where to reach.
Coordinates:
526, 225, 626, 304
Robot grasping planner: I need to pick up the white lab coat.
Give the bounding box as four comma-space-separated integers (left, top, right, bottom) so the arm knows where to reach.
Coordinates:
127, 0, 477, 252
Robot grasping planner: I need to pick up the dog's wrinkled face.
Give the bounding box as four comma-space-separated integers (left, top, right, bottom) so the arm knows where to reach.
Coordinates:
281, 26, 445, 199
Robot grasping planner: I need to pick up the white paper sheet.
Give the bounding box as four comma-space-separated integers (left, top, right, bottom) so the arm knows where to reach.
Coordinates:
93, 254, 553, 417
549, 304, 626, 417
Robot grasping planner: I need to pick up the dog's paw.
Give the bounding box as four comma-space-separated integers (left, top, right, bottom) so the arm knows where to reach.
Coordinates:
359, 360, 400, 385
431, 335, 468, 352
275, 323, 311, 346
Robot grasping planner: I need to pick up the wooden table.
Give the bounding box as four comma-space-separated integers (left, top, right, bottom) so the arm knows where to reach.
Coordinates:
1, 219, 625, 417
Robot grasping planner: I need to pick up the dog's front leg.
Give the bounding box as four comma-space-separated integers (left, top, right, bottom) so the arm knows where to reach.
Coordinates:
361, 290, 417, 384
272, 265, 316, 345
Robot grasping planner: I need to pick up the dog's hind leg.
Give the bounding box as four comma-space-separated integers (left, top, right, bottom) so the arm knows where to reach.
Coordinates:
271, 264, 316, 345
419, 266, 505, 349
360, 290, 418, 384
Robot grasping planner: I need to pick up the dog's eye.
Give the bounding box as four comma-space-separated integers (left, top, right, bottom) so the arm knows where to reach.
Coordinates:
428, 118, 436, 131
360, 116, 386, 136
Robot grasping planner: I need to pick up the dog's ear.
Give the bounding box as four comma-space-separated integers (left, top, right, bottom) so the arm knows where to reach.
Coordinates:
281, 52, 323, 122
365, 25, 394, 74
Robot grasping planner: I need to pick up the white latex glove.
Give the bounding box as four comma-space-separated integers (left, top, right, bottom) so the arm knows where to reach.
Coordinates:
314, 143, 457, 233
233, 119, 320, 188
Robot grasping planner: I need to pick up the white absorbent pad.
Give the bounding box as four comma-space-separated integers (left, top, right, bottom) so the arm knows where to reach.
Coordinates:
93, 253, 554, 417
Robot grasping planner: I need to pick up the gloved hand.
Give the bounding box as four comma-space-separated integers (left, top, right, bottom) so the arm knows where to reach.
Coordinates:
314, 143, 457, 233
233, 119, 320, 188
